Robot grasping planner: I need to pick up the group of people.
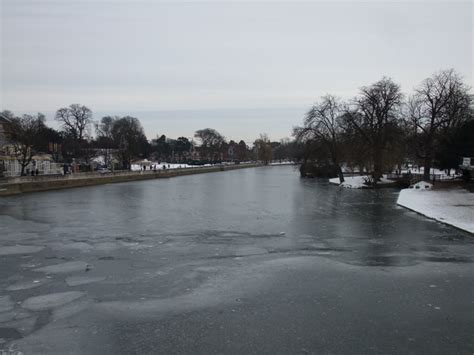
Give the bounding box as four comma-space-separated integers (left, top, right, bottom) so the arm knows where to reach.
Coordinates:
26, 168, 40, 176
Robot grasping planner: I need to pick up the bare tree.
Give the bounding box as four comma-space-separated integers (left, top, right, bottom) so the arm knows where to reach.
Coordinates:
55, 104, 93, 141
194, 128, 226, 162
237, 140, 249, 161
5, 114, 44, 176
0, 110, 15, 120
345, 77, 403, 182
92, 116, 120, 168
95, 116, 117, 140
110, 116, 149, 169
253, 133, 273, 164
408, 69, 472, 181
295, 95, 346, 183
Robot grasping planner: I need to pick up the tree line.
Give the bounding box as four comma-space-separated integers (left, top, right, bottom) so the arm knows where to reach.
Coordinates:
1, 107, 297, 175
294, 69, 473, 183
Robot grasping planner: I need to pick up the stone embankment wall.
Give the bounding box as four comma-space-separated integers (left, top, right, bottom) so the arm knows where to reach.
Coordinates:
0, 163, 260, 196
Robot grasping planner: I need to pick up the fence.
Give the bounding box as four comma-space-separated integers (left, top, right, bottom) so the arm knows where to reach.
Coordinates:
385, 172, 461, 185
2, 160, 63, 177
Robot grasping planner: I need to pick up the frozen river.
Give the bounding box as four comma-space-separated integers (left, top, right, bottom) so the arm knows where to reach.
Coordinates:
0, 166, 473, 354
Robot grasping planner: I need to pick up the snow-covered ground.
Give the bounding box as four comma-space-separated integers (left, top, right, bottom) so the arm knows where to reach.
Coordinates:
397, 187, 474, 234
329, 175, 395, 189
130, 162, 212, 171
338, 165, 461, 180
398, 167, 461, 180
269, 161, 295, 166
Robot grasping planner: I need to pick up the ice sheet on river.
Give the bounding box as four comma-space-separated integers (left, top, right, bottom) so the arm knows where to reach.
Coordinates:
5, 278, 49, 291
0, 245, 44, 256
0, 309, 31, 323
33, 261, 91, 274
0, 295, 15, 312
66, 276, 105, 286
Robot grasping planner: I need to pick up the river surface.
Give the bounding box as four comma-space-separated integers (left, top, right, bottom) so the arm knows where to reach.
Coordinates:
0, 166, 472, 354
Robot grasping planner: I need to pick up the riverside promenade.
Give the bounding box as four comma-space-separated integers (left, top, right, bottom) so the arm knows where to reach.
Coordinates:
0, 163, 260, 196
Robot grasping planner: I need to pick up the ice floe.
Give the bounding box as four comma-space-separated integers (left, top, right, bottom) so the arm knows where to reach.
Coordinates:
0, 309, 31, 323
5, 279, 48, 291
33, 261, 91, 274
52, 298, 92, 321
0, 295, 14, 313
0, 245, 44, 256
65, 276, 105, 286
22, 291, 85, 311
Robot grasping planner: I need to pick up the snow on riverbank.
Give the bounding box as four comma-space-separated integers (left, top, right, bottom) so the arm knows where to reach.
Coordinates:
131, 162, 212, 171
397, 187, 474, 234
269, 161, 295, 166
329, 175, 395, 188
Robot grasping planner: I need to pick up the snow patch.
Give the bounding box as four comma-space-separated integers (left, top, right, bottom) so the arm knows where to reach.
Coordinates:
411, 181, 433, 190
329, 175, 395, 189
131, 162, 212, 171
22, 291, 85, 311
397, 188, 474, 233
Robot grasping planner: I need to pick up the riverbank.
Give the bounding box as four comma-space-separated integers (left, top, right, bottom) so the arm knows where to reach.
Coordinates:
0, 163, 260, 196
397, 187, 474, 234
329, 175, 396, 188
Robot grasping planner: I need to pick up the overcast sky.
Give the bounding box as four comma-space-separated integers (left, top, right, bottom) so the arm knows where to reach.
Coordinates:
1, 0, 472, 142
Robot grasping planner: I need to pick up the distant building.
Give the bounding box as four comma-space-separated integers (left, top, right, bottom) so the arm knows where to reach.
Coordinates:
460, 157, 474, 168
459, 157, 474, 181
0, 114, 12, 177
0, 114, 11, 149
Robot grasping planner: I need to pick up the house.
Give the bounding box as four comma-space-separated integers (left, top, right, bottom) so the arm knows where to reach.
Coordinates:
1, 151, 62, 177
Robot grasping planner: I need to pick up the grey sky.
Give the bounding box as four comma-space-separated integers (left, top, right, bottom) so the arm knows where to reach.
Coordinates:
1, 0, 472, 142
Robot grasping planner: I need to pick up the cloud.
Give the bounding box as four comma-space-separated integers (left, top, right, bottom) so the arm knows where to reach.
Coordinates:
1, 0, 472, 140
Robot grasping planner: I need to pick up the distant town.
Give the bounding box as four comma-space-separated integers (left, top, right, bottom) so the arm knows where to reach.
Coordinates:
1, 69, 472, 186
0, 110, 295, 177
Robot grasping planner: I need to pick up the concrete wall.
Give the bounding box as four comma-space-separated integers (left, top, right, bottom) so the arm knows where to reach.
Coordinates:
0, 163, 260, 196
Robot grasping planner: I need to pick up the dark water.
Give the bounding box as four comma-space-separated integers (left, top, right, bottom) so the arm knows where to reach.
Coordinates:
0, 166, 473, 354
